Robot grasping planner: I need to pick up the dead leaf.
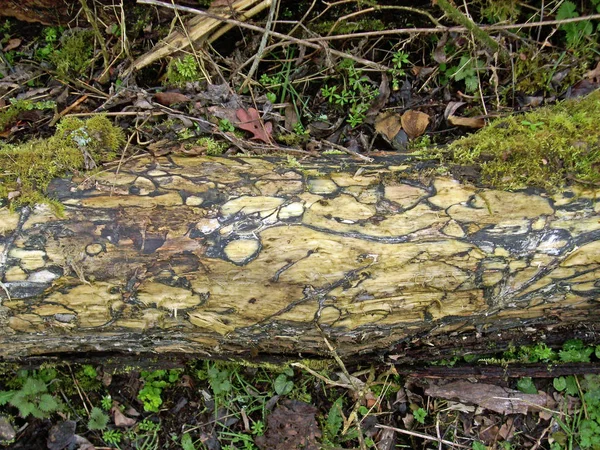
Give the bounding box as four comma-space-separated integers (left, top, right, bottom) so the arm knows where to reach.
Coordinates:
235, 108, 272, 144
433, 33, 448, 64
254, 400, 321, 450
444, 101, 466, 120
498, 416, 516, 441
425, 380, 551, 415
154, 92, 191, 106
401, 110, 429, 139
586, 61, 600, 83
3, 38, 21, 52
448, 115, 486, 129
366, 73, 390, 117
375, 111, 402, 140
112, 406, 137, 428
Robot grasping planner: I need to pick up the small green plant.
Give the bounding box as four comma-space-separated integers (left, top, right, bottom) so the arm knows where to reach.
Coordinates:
413, 407, 427, 424
390, 50, 410, 90
101, 395, 112, 410
273, 367, 294, 396
560, 339, 595, 363
521, 120, 544, 131
0, 377, 61, 419
447, 55, 484, 93
556, 1, 598, 49
88, 406, 110, 431
137, 369, 181, 412
166, 54, 201, 86
219, 118, 235, 132
551, 375, 600, 449
472, 441, 487, 450
321, 59, 379, 127
103, 429, 123, 447
516, 377, 538, 394
206, 365, 232, 396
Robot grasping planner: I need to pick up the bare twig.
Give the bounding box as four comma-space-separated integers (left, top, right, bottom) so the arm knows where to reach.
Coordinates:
136, 0, 387, 70
240, 0, 279, 92
375, 424, 471, 449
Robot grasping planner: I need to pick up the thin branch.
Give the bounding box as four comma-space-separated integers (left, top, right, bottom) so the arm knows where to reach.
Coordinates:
375, 424, 471, 449
300, 13, 600, 42
240, 0, 278, 92
136, 0, 387, 70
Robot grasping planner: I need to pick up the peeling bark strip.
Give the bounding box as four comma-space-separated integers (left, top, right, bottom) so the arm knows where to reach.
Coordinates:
0, 155, 599, 360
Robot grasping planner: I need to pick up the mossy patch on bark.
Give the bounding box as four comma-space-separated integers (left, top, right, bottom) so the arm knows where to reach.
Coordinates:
438, 90, 600, 190
0, 116, 125, 209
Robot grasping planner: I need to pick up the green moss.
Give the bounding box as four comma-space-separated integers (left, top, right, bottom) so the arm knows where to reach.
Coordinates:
49, 30, 94, 78
165, 55, 202, 87
0, 115, 125, 208
196, 136, 228, 156
440, 90, 600, 190
513, 49, 587, 96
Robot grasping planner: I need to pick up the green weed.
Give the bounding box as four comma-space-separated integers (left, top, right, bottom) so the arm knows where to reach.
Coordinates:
321, 59, 378, 128
0, 377, 61, 419
137, 369, 181, 412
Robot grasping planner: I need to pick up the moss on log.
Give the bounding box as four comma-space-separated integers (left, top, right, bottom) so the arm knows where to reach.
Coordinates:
0, 155, 599, 361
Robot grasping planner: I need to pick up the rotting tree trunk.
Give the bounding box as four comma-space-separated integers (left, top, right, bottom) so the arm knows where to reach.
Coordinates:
0, 155, 599, 363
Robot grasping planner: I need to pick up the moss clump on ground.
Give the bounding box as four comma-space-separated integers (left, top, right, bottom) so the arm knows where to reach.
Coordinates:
0, 115, 125, 208
49, 30, 94, 78
441, 90, 600, 190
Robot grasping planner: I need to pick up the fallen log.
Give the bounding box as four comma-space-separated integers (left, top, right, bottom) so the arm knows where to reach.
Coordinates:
0, 155, 599, 363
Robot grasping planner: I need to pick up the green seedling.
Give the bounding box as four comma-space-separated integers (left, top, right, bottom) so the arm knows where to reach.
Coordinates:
0, 377, 61, 419
137, 369, 181, 412
88, 406, 109, 431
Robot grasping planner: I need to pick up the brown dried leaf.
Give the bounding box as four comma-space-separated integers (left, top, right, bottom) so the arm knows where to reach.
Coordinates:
425, 380, 551, 415
112, 406, 137, 428
3, 38, 21, 52
585, 61, 600, 83
254, 400, 321, 450
154, 92, 191, 106
375, 111, 402, 140
448, 115, 485, 129
235, 108, 272, 143
401, 110, 429, 139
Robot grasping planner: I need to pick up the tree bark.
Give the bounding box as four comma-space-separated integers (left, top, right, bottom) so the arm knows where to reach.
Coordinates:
0, 155, 599, 362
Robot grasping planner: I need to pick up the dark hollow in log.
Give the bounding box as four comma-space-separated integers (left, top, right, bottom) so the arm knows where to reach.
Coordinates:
0, 155, 599, 362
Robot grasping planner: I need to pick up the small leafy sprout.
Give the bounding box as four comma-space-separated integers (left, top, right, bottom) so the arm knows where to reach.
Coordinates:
139, 418, 161, 432
517, 377, 538, 394
560, 339, 594, 363
447, 56, 484, 93
273, 367, 294, 396
391, 50, 410, 90
251, 420, 265, 435
472, 441, 487, 450
103, 429, 123, 446
137, 369, 181, 412
413, 407, 427, 424
219, 118, 235, 133
206, 366, 232, 396
521, 120, 544, 131
82, 365, 97, 378
101, 395, 112, 410
88, 406, 109, 431
181, 433, 196, 450
2, 378, 61, 419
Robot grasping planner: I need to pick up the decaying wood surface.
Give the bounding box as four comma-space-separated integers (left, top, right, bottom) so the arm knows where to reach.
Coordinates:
0, 155, 599, 361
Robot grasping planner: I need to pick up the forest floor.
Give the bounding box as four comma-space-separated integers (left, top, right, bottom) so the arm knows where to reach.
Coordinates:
1, 0, 600, 448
